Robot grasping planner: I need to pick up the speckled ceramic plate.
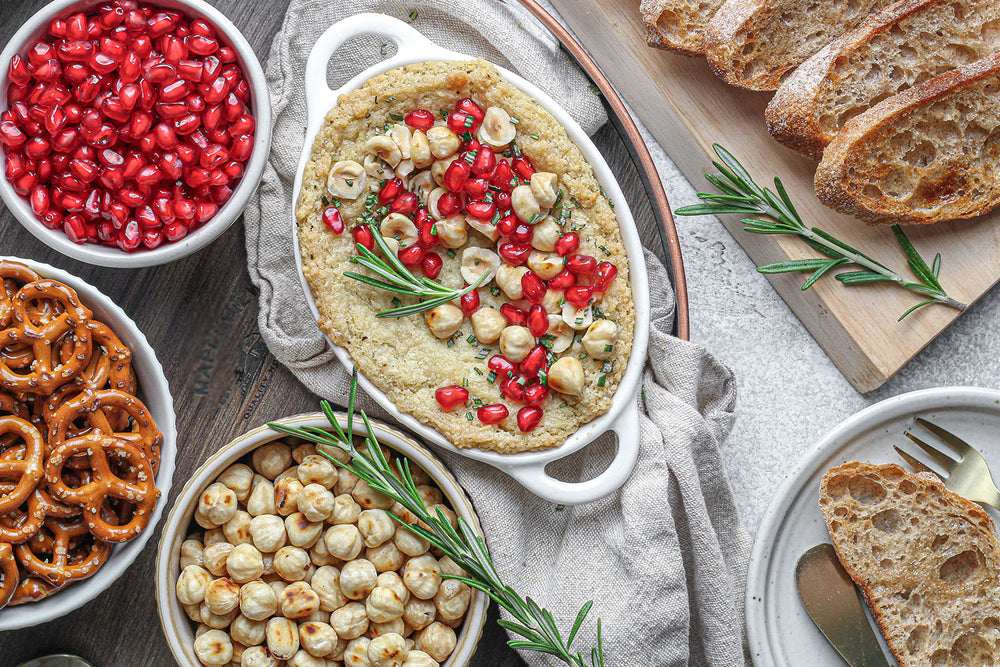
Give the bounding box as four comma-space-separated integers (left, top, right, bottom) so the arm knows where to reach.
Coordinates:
746, 386, 1000, 666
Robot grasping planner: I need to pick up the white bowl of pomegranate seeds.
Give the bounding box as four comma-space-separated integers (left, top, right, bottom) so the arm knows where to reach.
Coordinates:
0, 0, 271, 267
292, 16, 650, 505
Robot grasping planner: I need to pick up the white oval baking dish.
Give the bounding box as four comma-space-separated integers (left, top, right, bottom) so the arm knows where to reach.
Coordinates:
291, 14, 650, 505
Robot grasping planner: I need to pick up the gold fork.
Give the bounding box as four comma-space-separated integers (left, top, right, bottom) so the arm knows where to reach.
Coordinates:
895, 417, 1000, 509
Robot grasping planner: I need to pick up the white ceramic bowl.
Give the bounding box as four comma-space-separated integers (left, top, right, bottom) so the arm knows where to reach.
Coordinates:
291, 14, 651, 505
0, 0, 273, 268
0, 255, 177, 630
155, 413, 488, 667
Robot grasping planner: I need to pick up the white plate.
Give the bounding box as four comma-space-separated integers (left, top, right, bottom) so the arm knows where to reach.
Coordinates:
290, 14, 650, 504
746, 386, 1000, 666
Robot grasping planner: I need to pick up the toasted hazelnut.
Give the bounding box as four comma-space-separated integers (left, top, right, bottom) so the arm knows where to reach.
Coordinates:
529, 172, 558, 208
476, 106, 516, 148
267, 616, 300, 660
202, 542, 235, 577
312, 565, 347, 611
499, 325, 533, 363
582, 320, 619, 360
285, 512, 324, 549
459, 247, 500, 286
252, 443, 293, 480
548, 356, 585, 396
511, 185, 541, 224
365, 135, 402, 168
527, 251, 564, 280
328, 160, 367, 200
227, 543, 265, 584
470, 306, 506, 344
281, 581, 321, 619
402, 555, 441, 600
423, 304, 463, 340
426, 126, 460, 159
176, 564, 212, 606
217, 463, 254, 502
410, 130, 432, 168
340, 559, 377, 600
240, 580, 279, 621
194, 628, 233, 666
249, 514, 287, 553
434, 215, 467, 249
495, 264, 528, 300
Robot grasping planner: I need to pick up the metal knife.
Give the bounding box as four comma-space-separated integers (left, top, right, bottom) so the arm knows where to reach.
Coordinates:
795, 543, 891, 667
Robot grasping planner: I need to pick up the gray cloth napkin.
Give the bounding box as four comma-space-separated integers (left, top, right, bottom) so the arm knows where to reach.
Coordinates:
244, 1, 751, 664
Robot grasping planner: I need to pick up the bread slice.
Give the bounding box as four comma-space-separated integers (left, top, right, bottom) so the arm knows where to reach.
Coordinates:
820, 462, 1000, 667
815, 51, 1000, 224
703, 0, 899, 91
640, 0, 727, 56
767, 0, 1000, 159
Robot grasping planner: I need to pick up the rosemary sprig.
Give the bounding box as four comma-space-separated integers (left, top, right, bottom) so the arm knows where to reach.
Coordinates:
268, 370, 605, 667
343, 223, 485, 318
675, 144, 966, 321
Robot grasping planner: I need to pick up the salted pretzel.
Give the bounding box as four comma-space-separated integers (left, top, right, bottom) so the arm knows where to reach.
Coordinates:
47, 389, 161, 472
15, 515, 111, 586
0, 416, 44, 515
0, 543, 18, 608
0, 444, 81, 544
0, 280, 94, 395
9, 573, 60, 606
45, 434, 157, 543
0, 261, 41, 327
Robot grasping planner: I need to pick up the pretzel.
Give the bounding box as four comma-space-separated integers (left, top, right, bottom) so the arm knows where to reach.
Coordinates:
0, 280, 94, 395
0, 416, 44, 514
15, 515, 111, 585
9, 573, 60, 606
45, 434, 157, 543
0, 458, 80, 544
0, 543, 18, 608
47, 389, 161, 472
0, 261, 40, 327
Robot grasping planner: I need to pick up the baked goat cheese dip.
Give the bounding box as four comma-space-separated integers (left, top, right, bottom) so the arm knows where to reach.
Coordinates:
296, 59, 634, 454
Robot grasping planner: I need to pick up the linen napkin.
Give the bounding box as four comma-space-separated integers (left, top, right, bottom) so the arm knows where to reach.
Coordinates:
244, 0, 752, 664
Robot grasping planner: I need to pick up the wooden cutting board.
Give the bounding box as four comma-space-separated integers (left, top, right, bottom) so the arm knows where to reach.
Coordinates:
548, 0, 1000, 392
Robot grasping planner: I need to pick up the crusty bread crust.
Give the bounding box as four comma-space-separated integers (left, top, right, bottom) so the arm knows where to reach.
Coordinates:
640, 0, 727, 56
815, 51, 1000, 225
767, 0, 1000, 160
821, 462, 1000, 667
703, 0, 897, 91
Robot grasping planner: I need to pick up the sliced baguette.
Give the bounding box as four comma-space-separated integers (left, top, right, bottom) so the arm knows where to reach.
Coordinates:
820, 462, 1000, 667
767, 0, 1000, 159
640, 0, 727, 56
703, 0, 899, 91
815, 51, 1000, 224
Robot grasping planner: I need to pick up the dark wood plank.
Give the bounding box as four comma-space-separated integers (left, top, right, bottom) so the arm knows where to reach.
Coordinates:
0, 2, 663, 664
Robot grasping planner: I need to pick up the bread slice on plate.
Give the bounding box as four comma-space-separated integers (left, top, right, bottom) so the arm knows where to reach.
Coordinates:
640, 0, 727, 56
815, 51, 1000, 225
767, 0, 1000, 159
820, 461, 1000, 667
703, 0, 899, 91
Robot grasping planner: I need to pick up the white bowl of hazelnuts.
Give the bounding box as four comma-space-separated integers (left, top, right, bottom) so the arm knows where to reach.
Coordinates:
154, 412, 488, 667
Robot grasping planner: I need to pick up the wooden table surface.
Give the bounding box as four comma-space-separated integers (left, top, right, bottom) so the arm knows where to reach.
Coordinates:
0, 1, 669, 664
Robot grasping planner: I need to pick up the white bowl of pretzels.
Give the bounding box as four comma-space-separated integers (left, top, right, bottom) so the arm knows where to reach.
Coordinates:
0, 256, 176, 630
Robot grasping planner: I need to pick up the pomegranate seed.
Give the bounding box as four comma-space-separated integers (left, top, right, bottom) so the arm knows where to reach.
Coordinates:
142, 229, 163, 249
376, 177, 402, 204
173, 198, 196, 220
118, 220, 141, 251
463, 177, 488, 199
421, 252, 443, 279
98, 168, 124, 189
0, 121, 26, 147
443, 159, 470, 193
135, 165, 161, 186
456, 98, 485, 123
27, 42, 54, 67
64, 214, 88, 243
511, 223, 533, 245
554, 233, 580, 256
391, 192, 418, 216
498, 242, 531, 266
8, 55, 30, 86
520, 346, 547, 378
217, 47, 237, 64
163, 222, 187, 242
352, 225, 375, 251
477, 404, 508, 425
501, 377, 525, 404
404, 109, 434, 131
460, 289, 480, 316
461, 137, 481, 154
527, 305, 548, 337
191, 20, 217, 38
512, 156, 535, 180
488, 355, 517, 377
417, 219, 438, 249
146, 12, 176, 38
500, 303, 527, 326
195, 202, 217, 223
29, 185, 49, 215
57, 40, 94, 62
447, 110, 476, 134
25, 137, 51, 159
399, 245, 424, 266
160, 79, 189, 102
521, 272, 546, 304
592, 262, 619, 292
153, 123, 178, 149
497, 215, 517, 238
159, 152, 182, 179
230, 135, 254, 161
435, 386, 469, 411
523, 384, 548, 408
41, 210, 63, 230
4, 154, 25, 179
437, 192, 461, 216
203, 76, 229, 105
89, 52, 118, 75
565, 285, 594, 308
136, 205, 158, 229
230, 114, 255, 137
549, 269, 576, 291
465, 200, 495, 220
187, 34, 218, 56
566, 253, 598, 277
517, 406, 543, 432
177, 59, 204, 82
491, 160, 515, 190
470, 148, 497, 177
33, 59, 62, 82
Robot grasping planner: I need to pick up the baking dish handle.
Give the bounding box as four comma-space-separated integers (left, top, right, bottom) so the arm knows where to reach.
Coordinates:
303, 13, 445, 132
501, 399, 642, 505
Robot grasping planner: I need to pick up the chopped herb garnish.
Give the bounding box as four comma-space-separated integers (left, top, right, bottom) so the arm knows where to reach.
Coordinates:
408, 10, 418, 20
380, 42, 388, 56
539, 338, 552, 349
597, 375, 607, 387
466, 412, 473, 420
490, 285, 501, 297
391, 297, 402, 308
446, 250, 456, 259
389, 113, 404, 121
538, 370, 547, 386
447, 339, 455, 348
385, 96, 397, 102
512, 143, 522, 157
555, 504, 565, 511
542, 333, 556, 340
599, 245, 611, 256
559, 401, 568, 408
604, 344, 613, 352
527, 212, 545, 225
475, 348, 491, 360
487, 370, 497, 383
474, 367, 484, 375
461, 130, 473, 141
464, 151, 477, 164
588, 83, 602, 96
529, 133, 539, 140
601, 361, 613, 373
463, 115, 474, 128
321, 195, 329, 206
439, 109, 449, 118
467, 334, 478, 345
462, 377, 469, 387
510, 115, 520, 125
332, 197, 341, 207
473, 398, 483, 406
